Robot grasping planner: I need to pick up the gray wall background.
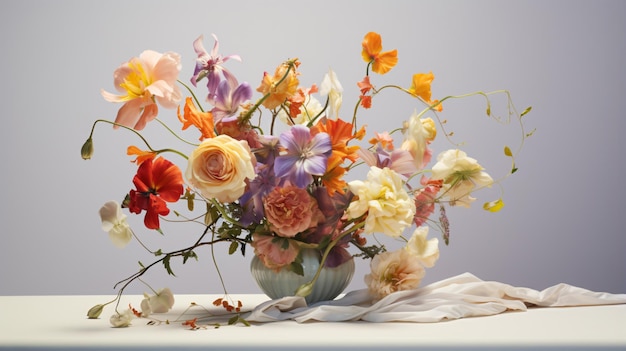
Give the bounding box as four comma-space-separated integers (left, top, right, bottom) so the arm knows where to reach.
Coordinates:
1, 0, 624, 296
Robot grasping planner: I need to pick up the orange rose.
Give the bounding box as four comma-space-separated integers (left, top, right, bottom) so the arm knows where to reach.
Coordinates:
185, 135, 256, 203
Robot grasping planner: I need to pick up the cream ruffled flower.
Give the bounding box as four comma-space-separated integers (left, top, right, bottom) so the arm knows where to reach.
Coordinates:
365, 249, 425, 299
99, 200, 132, 248
347, 167, 416, 237
406, 226, 439, 268
140, 287, 175, 317
431, 149, 493, 207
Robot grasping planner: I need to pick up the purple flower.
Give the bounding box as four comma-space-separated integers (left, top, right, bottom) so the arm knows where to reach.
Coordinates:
238, 164, 279, 226
211, 77, 253, 122
190, 34, 241, 104
274, 125, 331, 188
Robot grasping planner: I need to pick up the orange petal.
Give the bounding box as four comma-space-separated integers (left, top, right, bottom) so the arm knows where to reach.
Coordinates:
361, 32, 383, 62
127, 145, 156, 164
371, 49, 398, 75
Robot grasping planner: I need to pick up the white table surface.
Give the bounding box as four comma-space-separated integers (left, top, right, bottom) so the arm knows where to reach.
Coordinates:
1, 294, 625, 350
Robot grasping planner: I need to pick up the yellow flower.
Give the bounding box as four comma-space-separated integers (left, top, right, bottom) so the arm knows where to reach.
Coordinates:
256, 60, 300, 110
347, 167, 416, 237
409, 72, 442, 112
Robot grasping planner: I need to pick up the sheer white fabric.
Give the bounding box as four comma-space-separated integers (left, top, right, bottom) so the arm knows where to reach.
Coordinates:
246, 273, 626, 323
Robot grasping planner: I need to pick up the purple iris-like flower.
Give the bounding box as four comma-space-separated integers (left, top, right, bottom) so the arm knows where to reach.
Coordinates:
274, 125, 332, 188
190, 34, 241, 104
238, 164, 279, 226
211, 78, 253, 122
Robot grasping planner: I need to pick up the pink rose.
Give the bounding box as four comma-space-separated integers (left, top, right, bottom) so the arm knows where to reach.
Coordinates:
252, 233, 299, 271
263, 185, 318, 237
185, 135, 256, 203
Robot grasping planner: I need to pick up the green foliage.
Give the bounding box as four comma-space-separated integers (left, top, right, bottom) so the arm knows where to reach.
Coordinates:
182, 250, 198, 264
228, 241, 239, 255
162, 255, 175, 276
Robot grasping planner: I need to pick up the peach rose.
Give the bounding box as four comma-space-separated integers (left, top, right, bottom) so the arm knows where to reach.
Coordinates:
185, 135, 256, 203
264, 185, 318, 238
365, 249, 425, 299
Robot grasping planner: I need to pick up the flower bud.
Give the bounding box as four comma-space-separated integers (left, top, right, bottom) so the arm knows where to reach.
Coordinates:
87, 304, 104, 319
81, 138, 94, 160
294, 281, 314, 298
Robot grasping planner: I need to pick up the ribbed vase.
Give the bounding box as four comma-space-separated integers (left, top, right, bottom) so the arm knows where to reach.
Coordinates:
250, 248, 355, 304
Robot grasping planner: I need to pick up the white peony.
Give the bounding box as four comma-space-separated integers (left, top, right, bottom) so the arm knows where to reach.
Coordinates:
347, 167, 416, 237
431, 149, 493, 208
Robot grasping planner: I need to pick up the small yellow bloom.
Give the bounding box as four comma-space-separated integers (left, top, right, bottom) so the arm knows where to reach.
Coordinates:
483, 198, 505, 212
409, 72, 443, 112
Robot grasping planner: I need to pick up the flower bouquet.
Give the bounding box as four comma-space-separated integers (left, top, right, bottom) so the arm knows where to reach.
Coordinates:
82, 32, 531, 327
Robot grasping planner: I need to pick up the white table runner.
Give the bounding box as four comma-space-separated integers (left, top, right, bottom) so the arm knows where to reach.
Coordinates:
246, 273, 626, 323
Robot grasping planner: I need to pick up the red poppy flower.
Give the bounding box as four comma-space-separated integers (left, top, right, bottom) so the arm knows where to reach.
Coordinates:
128, 157, 184, 230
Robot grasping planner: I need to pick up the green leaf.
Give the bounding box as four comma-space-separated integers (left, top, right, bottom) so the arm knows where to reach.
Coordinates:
184, 189, 195, 211
520, 106, 532, 117
154, 249, 163, 256
504, 146, 513, 157
511, 166, 518, 174
289, 261, 304, 276
182, 250, 198, 264
162, 255, 176, 276
228, 241, 239, 255
228, 315, 239, 325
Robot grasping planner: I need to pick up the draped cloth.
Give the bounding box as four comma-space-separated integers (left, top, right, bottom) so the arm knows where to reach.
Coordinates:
245, 273, 626, 323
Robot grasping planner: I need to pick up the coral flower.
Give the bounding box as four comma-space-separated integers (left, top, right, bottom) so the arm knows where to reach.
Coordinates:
252, 232, 300, 271
128, 157, 184, 230
312, 118, 364, 194
409, 72, 443, 112
263, 185, 319, 237
361, 32, 398, 75
101, 50, 182, 130
177, 97, 216, 141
